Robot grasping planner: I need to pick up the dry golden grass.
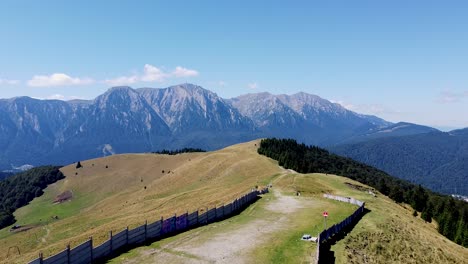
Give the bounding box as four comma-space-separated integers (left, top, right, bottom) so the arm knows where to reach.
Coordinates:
260, 172, 468, 263
0, 140, 466, 263
109, 171, 468, 263
319, 174, 468, 264
0, 140, 279, 263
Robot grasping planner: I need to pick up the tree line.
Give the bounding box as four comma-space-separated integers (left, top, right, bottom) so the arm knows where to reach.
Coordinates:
0, 166, 64, 229
152, 148, 206, 155
331, 131, 468, 196
0, 171, 13, 181
258, 138, 467, 247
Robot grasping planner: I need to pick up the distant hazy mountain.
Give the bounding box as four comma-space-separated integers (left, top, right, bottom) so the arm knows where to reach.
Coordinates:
0, 96, 77, 169
52, 86, 173, 163
229, 92, 392, 145
0, 84, 255, 169
137, 84, 256, 149
0, 83, 435, 171
331, 128, 468, 196
336, 121, 439, 144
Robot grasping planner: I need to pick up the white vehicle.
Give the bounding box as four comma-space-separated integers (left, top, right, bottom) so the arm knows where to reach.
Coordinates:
301, 234, 318, 242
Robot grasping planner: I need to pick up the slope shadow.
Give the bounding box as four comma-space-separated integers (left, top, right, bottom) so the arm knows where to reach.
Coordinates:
319, 207, 370, 264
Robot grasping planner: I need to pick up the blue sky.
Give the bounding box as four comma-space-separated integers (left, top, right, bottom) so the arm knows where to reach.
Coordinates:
0, 1, 467, 129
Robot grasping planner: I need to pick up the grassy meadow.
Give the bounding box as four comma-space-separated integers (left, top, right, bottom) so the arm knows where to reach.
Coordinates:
0, 140, 466, 263
0, 140, 279, 263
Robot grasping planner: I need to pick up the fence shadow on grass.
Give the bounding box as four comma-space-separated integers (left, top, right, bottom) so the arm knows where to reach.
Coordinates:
318, 207, 370, 264
29, 189, 267, 264
96, 195, 263, 264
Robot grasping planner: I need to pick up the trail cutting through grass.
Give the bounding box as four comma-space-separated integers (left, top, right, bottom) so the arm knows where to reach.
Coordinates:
110, 188, 316, 264
175, 190, 306, 263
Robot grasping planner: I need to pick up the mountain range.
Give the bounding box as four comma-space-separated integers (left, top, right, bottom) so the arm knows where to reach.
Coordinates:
3, 83, 464, 195
0, 83, 435, 169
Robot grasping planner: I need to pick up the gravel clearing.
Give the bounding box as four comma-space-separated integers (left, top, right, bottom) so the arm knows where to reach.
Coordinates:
123, 189, 308, 264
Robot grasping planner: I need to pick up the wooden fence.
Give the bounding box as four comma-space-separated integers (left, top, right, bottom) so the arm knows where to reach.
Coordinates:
28, 188, 268, 264
323, 194, 365, 207
316, 194, 365, 264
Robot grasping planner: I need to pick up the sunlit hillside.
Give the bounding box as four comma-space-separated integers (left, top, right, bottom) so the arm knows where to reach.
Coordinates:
0, 140, 466, 263
0, 140, 278, 263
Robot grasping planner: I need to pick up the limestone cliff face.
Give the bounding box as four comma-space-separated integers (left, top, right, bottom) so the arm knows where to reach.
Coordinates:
0, 83, 435, 171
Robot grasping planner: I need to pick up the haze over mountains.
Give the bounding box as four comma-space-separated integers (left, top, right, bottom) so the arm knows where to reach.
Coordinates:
332, 128, 468, 196
3, 83, 465, 196
0, 83, 437, 170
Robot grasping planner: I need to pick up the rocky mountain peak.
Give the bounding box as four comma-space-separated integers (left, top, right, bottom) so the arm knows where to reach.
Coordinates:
95, 86, 148, 112
0, 83, 443, 171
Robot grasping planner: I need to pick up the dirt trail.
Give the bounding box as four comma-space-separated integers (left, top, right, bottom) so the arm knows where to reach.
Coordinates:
41, 226, 50, 243
123, 189, 308, 264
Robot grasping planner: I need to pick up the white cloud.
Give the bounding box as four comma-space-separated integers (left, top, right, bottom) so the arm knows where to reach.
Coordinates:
104, 64, 199, 86
171, 66, 199, 78
248, 82, 258, 90
436, 90, 468, 104
25, 65, 199, 88
218, 81, 227, 87
28, 73, 94, 87
0, 78, 19, 85
47, 94, 85, 100
31, 94, 85, 101
104, 75, 139, 86
46, 94, 66, 100
331, 100, 356, 111
141, 64, 168, 82
332, 100, 399, 116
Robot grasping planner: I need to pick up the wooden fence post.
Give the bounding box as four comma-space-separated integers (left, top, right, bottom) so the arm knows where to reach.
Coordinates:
109, 231, 113, 252
66, 244, 70, 264
126, 226, 129, 245
89, 237, 93, 262
316, 232, 320, 264
144, 220, 148, 241
39, 252, 43, 264
196, 208, 199, 223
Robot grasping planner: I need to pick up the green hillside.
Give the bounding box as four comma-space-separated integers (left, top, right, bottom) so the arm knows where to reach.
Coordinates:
0, 140, 278, 263
0, 166, 64, 229
331, 128, 468, 195
109, 171, 467, 263
258, 138, 468, 246
0, 140, 466, 263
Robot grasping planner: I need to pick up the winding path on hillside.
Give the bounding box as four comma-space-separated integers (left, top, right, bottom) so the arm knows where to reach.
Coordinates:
119, 189, 313, 264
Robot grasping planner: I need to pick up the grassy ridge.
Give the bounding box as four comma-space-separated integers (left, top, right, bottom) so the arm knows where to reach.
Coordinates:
107, 171, 467, 263
108, 173, 358, 264
1, 139, 466, 263
257, 138, 468, 247
0, 140, 279, 263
